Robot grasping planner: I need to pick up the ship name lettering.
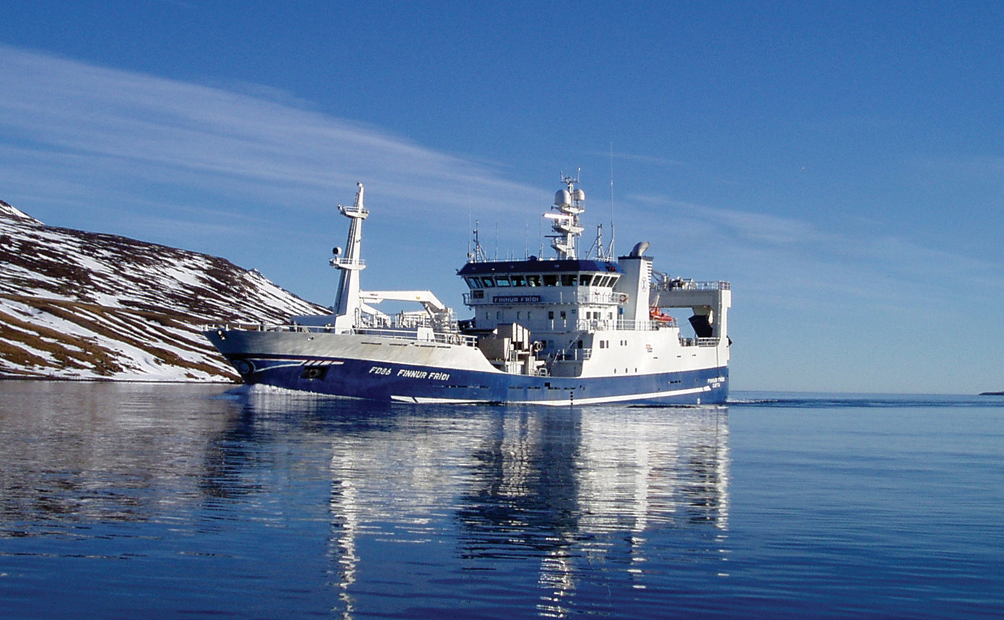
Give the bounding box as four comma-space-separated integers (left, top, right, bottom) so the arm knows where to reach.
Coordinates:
395, 369, 450, 381
368, 366, 391, 375
492, 295, 541, 304
397, 369, 428, 379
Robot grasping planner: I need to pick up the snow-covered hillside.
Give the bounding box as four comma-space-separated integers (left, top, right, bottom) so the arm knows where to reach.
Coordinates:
0, 199, 328, 381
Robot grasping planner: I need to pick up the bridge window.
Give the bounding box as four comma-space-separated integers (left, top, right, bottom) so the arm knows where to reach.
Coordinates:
495, 276, 511, 287
543, 274, 558, 286
561, 274, 576, 286
527, 275, 541, 286
481, 276, 494, 287
579, 274, 592, 286
511, 275, 525, 287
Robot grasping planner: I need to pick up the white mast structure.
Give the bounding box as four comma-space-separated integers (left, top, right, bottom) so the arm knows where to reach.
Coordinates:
330, 182, 368, 332
546, 172, 586, 259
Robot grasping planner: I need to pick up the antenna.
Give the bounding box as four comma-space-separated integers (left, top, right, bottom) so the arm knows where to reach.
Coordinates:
538, 216, 543, 258
584, 223, 605, 259
469, 220, 488, 262
608, 143, 616, 258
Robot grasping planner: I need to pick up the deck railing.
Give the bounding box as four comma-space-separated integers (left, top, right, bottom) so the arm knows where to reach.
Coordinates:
654, 280, 730, 292
205, 322, 478, 347
353, 327, 477, 347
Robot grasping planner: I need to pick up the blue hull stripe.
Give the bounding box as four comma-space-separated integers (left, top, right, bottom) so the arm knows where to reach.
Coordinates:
225, 352, 728, 406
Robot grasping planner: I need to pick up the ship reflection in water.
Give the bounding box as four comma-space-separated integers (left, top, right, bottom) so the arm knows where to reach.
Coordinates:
451, 406, 730, 618
307, 393, 730, 618
4, 383, 999, 620
0, 382, 729, 619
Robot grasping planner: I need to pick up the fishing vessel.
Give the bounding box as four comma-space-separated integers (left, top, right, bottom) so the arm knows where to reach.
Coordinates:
204, 175, 730, 405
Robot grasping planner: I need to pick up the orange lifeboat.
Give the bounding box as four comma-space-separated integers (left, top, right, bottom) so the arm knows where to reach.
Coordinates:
649, 307, 675, 323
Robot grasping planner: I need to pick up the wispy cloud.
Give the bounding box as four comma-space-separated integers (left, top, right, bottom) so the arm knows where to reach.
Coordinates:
0, 45, 556, 299
0, 45, 543, 230
622, 191, 1004, 315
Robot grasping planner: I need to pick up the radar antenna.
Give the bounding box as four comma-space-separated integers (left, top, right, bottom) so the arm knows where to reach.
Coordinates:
545, 170, 586, 259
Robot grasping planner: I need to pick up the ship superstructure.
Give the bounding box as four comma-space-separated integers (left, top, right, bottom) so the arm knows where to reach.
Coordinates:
204, 175, 730, 404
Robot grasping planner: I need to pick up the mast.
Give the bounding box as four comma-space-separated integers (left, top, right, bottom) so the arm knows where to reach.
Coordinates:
330, 182, 368, 331
546, 171, 586, 259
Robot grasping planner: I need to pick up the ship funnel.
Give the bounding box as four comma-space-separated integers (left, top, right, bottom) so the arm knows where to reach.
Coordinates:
629, 241, 650, 257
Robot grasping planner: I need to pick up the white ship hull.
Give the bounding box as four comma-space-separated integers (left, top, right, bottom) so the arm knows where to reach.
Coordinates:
204, 328, 728, 405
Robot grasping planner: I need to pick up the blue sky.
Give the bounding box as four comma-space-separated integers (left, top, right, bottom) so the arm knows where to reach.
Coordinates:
2, 1, 1002, 394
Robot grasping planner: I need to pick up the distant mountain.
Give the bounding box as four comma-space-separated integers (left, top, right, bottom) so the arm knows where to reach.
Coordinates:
0, 199, 327, 381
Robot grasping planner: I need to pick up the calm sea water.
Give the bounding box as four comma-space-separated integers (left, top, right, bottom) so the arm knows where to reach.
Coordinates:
1, 381, 1001, 619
